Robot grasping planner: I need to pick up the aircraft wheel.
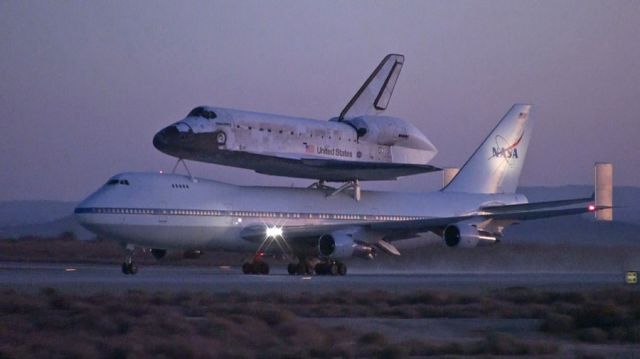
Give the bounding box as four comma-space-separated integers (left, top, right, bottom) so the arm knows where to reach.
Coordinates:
314, 263, 326, 275
337, 262, 347, 276
287, 263, 297, 275
258, 262, 269, 275
242, 262, 253, 274
121, 262, 137, 275
295, 262, 307, 275
328, 262, 339, 276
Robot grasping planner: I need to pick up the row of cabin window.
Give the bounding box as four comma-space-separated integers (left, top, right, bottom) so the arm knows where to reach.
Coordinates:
234, 124, 354, 142
96, 208, 152, 214
169, 209, 219, 216
225, 211, 417, 221
93, 207, 419, 221
171, 184, 189, 189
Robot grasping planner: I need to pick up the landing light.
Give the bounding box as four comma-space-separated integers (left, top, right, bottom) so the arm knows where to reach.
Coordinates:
266, 226, 283, 238
588, 204, 596, 212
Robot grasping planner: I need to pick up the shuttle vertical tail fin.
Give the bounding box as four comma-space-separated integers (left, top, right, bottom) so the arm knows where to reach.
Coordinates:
339, 54, 404, 120
442, 104, 533, 194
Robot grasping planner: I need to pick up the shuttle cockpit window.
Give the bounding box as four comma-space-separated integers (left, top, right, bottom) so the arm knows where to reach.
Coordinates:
187, 107, 217, 120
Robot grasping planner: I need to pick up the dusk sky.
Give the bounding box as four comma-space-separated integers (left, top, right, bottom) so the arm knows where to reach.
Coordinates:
1, 1, 638, 201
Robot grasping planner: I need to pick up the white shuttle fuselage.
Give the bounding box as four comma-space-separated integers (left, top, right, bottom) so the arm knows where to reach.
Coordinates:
153, 107, 438, 181
152, 54, 439, 182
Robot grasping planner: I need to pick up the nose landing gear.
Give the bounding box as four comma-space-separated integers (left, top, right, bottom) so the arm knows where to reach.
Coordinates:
242, 253, 270, 275
122, 261, 138, 275
121, 244, 138, 275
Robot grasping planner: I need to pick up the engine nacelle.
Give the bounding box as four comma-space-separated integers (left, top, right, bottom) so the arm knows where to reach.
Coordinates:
443, 224, 497, 248
317, 231, 375, 259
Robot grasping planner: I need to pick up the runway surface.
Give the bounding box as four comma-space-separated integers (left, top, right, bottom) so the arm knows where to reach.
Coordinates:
0, 262, 636, 294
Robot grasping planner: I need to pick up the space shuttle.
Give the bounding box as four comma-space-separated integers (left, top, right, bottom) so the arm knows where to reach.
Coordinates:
153, 54, 439, 183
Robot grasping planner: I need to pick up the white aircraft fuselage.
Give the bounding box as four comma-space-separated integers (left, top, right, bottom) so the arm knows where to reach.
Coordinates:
75, 172, 525, 253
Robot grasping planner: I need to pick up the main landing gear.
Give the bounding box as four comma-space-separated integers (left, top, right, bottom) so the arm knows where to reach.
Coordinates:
242, 254, 270, 275
287, 260, 347, 276
287, 261, 313, 275
241, 255, 348, 276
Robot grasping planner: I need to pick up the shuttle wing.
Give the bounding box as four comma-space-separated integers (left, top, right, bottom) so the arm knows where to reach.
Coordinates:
339, 54, 404, 120
299, 158, 440, 181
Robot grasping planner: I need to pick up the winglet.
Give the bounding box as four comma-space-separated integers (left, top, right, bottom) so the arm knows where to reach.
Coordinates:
339, 54, 404, 120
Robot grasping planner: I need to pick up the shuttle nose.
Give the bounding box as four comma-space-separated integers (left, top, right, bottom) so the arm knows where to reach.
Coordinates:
153, 125, 179, 151
153, 123, 195, 151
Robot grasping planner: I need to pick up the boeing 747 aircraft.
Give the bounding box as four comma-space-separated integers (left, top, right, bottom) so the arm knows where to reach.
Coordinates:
153, 54, 439, 190
76, 104, 599, 275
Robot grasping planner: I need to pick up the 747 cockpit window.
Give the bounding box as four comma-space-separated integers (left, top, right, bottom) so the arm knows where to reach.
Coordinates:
187, 107, 217, 119
106, 179, 130, 186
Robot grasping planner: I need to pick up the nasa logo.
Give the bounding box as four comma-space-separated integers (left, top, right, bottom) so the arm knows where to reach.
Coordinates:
489, 132, 524, 161
492, 147, 518, 159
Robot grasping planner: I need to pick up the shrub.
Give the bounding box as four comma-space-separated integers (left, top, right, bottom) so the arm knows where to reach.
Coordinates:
358, 332, 386, 347
540, 312, 574, 333
573, 303, 628, 330
477, 332, 556, 355
376, 344, 408, 359
255, 308, 296, 326
149, 339, 196, 359
577, 327, 608, 343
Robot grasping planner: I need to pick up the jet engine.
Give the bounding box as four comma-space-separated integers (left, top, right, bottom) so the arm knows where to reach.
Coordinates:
443, 224, 498, 248
317, 231, 376, 259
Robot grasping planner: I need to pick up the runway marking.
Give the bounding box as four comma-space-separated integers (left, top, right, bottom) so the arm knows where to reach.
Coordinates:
65, 268, 77, 272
